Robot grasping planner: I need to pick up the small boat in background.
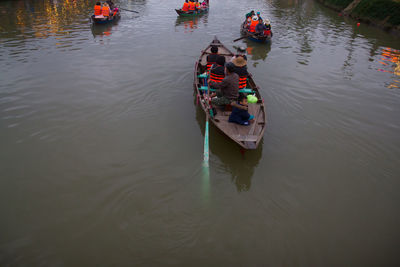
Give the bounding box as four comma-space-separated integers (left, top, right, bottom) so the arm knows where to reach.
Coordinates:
91, 9, 121, 24
240, 21, 272, 43
175, 7, 208, 17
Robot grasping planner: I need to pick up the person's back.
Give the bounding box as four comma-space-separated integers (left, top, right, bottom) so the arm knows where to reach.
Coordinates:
182, 0, 189, 11
249, 16, 258, 32
206, 45, 219, 71
209, 63, 239, 106
232, 56, 248, 89
94, 2, 102, 16
210, 56, 225, 84
102, 4, 110, 17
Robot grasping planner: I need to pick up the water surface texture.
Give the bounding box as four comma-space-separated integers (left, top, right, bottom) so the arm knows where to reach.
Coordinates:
1, 0, 400, 265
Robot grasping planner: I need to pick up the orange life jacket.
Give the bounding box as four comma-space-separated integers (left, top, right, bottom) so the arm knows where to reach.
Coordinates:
94, 5, 102, 16
188, 1, 196, 11
249, 20, 258, 32
102, 6, 110, 17
182, 2, 189, 11
238, 76, 247, 89
210, 66, 225, 83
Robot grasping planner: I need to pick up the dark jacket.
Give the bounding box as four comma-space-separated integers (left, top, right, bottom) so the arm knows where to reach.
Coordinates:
209, 72, 239, 100
255, 23, 267, 34
229, 104, 251, 125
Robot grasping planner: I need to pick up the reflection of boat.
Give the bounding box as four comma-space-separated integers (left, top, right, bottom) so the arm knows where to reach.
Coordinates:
175, 16, 199, 29
195, 106, 262, 191
175, 14, 208, 32
194, 37, 267, 150
235, 41, 271, 63
175, 7, 208, 17
91, 9, 121, 24
91, 22, 116, 37
240, 21, 272, 43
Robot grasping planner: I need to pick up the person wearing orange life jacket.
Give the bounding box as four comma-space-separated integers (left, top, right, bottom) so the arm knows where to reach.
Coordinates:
209, 56, 226, 84
188, 0, 196, 11
102, 3, 111, 17
264, 19, 272, 37
94, 2, 102, 16
206, 45, 219, 71
232, 56, 248, 89
248, 16, 258, 33
195, 0, 200, 9
182, 0, 189, 11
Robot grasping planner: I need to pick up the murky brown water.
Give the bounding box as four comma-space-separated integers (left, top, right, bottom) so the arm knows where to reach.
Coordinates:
1, 0, 400, 265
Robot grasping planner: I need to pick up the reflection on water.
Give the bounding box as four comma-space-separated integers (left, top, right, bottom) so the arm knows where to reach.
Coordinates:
91, 22, 119, 38
234, 41, 272, 67
195, 106, 262, 192
175, 14, 208, 33
378, 47, 400, 89
0, 0, 91, 40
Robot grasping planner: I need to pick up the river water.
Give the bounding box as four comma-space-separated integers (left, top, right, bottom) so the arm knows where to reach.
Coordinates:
1, 0, 399, 265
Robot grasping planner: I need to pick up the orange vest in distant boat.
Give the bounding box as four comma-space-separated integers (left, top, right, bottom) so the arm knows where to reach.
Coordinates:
249, 20, 258, 32
182, 2, 189, 11
94, 5, 102, 16
188, 1, 196, 11
102, 6, 110, 16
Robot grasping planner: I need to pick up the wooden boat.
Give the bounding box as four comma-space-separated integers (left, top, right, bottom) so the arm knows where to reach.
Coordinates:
194, 37, 266, 150
175, 7, 208, 17
91, 9, 121, 24
240, 21, 272, 43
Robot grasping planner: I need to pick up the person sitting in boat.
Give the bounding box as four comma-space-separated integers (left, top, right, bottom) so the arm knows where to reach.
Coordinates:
195, 0, 200, 9
245, 10, 255, 20
256, 12, 263, 21
255, 19, 268, 36
182, 0, 189, 11
209, 56, 226, 84
208, 62, 240, 107
206, 45, 219, 71
264, 19, 272, 37
231, 46, 247, 62
232, 56, 248, 89
201, 0, 208, 8
101, 2, 111, 17
188, 0, 196, 11
94, 2, 102, 16
229, 93, 255, 126
248, 16, 258, 33
106, 0, 115, 10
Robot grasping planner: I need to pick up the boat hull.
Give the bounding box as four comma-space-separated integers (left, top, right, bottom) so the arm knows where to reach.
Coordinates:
175, 8, 208, 17
240, 22, 272, 43
194, 37, 267, 150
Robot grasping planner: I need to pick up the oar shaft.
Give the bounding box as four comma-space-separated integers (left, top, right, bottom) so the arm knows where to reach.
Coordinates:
204, 119, 209, 163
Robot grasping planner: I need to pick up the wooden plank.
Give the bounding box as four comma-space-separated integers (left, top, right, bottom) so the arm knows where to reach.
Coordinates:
234, 135, 259, 142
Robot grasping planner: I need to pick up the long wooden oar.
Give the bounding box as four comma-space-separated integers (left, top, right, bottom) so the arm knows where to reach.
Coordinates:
203, 114, 209, 165
119, 7, 139, 13
233, 36, 246, 42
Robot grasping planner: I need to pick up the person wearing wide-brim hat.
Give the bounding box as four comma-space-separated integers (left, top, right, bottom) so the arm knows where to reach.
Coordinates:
231, 56, 249, 89
232, 56, 247, 68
